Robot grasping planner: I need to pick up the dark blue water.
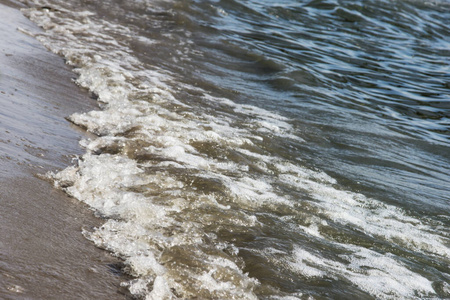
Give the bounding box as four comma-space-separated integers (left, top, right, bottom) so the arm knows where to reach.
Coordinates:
22, 0, 450, 298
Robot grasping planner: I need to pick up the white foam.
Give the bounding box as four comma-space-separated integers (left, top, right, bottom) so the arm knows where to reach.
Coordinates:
50, 152, 260, 298
278, 167, 450, 259
147, 276, 173, 300
290, 245, 435, 299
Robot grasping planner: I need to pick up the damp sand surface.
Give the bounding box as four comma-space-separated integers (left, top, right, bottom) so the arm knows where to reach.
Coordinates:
0, 1, 131, 299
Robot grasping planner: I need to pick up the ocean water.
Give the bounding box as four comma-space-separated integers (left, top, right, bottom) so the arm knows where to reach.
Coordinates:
18, 0, 449, 298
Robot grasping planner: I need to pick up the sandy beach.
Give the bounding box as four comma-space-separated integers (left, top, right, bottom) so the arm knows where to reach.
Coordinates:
0, 1, 130, 299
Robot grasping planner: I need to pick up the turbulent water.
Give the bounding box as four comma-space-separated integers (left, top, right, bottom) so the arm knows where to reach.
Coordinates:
18, 0, 449, 299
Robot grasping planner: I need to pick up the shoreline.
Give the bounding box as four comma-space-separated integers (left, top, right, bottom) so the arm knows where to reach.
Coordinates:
0, 1, 131, 299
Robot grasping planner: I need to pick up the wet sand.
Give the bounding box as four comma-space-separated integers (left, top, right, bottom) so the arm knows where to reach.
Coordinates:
0, 1, 131, 299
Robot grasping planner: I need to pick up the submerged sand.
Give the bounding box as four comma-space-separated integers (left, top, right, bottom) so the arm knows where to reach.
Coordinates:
0, 1, 131, 299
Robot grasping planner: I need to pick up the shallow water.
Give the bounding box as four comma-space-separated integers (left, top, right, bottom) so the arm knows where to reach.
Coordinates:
19, 0, 450, 298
